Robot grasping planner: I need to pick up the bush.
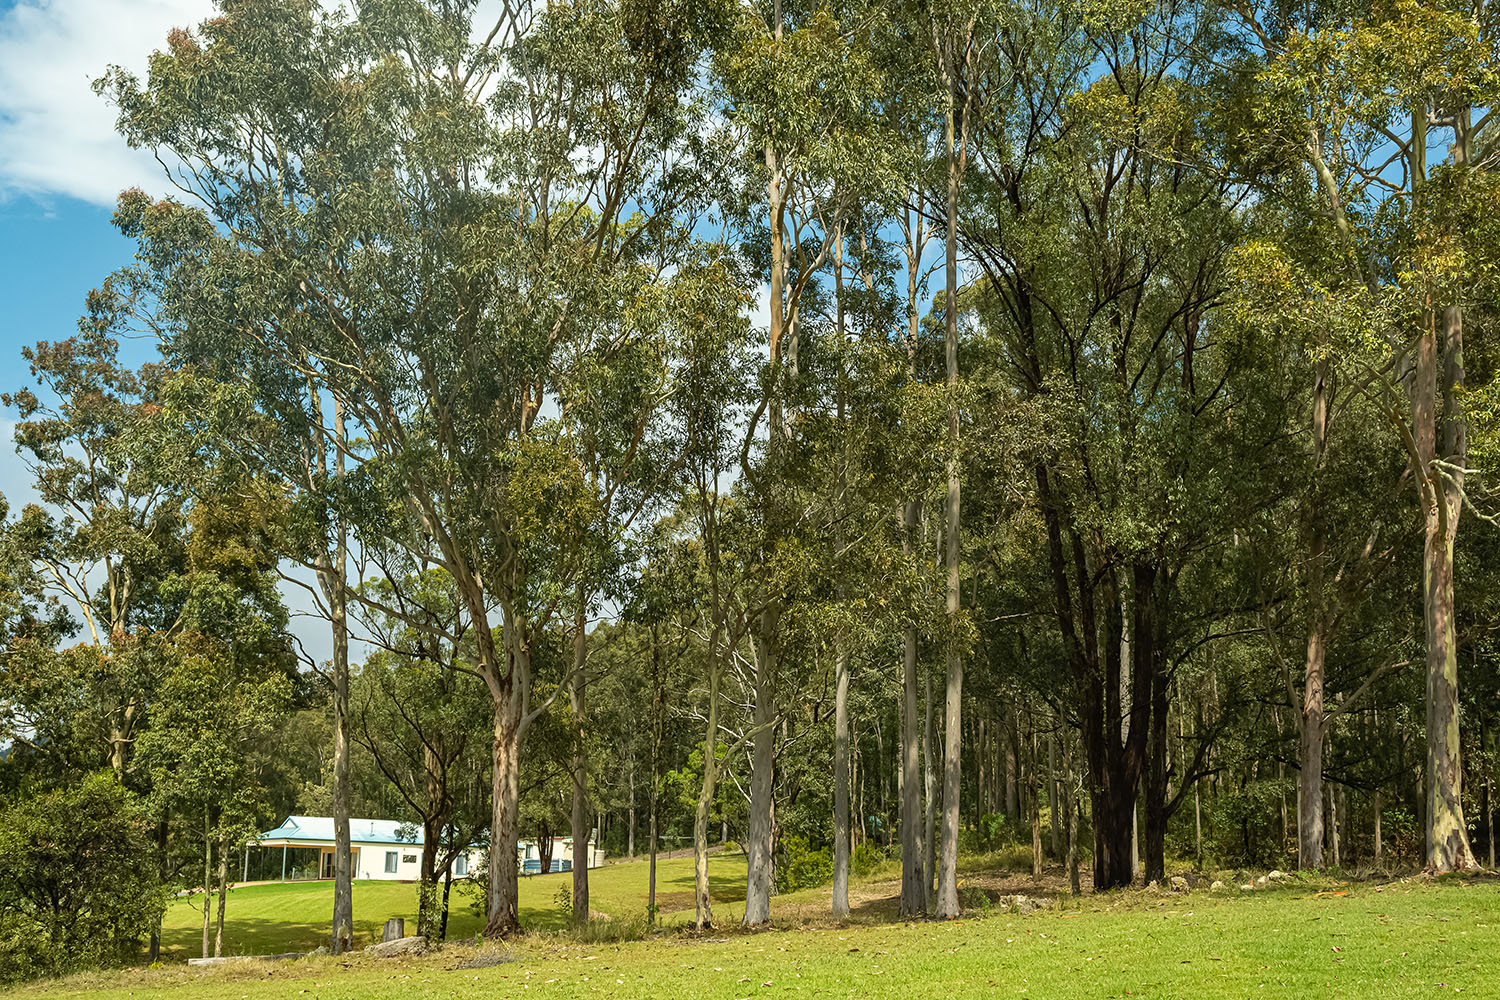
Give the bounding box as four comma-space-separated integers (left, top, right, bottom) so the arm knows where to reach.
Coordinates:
776, 835, 833, 893
0, 774, 168, 984
850, 842, 884, 878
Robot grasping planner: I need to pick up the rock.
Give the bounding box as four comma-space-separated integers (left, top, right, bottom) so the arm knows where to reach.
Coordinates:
1005, 894, 1048, 915
1255, 875, 1268, 886
367, 935, 427, 958
383, 917, 405, 942
188, 953, 302, 966
1239, 883, 1255, 891
1267, 870, 1289, 882
1209, 881, 1225, 892
1169, 876, 1190, 893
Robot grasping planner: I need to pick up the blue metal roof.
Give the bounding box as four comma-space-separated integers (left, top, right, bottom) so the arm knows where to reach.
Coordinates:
257, 816, 420, 845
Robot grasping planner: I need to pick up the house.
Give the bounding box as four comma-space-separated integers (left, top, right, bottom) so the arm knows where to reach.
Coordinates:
249, 816, 603, 882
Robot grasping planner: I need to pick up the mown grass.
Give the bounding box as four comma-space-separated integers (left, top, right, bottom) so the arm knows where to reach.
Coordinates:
10, 872, 1500, 1000
152, 852, 753, 959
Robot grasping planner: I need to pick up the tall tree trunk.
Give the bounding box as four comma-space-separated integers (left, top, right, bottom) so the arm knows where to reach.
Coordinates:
149, 816, 168, 962
627, 758, 636, 861
329, 401, 354, 955
1030, 736, 1043, 878
900, 501, 925, 916
1300, 356, 1330, 870
924, 671, 937, 912
439, 863, 452, 941
571, 586, 591, 927
934, 53, 964, 918
201, 808, 212, 960
214, 826, 229, 957
418, 816, 440, 940
1063, 732, 1080, 895
484, 691, 523, 937
1048, 731, 1061, 859
1327, 782, 1340, 868
1409, 105, 1475, 873
744, 618, 777, 926
694, 657, 722, 929
833, 640, 852, 918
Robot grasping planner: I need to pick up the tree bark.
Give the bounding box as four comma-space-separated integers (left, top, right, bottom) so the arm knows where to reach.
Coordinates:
744, 616, 777, 926
1048, 731, 1061, 859
484, 692, 523, 937
694, 655, 722, 929
201, 808, 212, 960
329, 400, 354, 955
1407, 106, 1475, 873
899, 500, 925, 916
571, 586, 591, 927
923, 671, 937, 912
627, 758, 636, 861
833, 640, 852, 917
1299, 355, 1330, 870
214, 826, 229, 957
934, 67, 964, 917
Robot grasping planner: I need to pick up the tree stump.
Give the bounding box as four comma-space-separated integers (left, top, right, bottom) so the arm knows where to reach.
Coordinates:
382, 917, 404, 942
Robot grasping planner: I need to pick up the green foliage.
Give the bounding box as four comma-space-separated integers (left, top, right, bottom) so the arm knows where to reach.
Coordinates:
849, 842, 884, 879
0, 774, 168, 984
775, 835, 834, 894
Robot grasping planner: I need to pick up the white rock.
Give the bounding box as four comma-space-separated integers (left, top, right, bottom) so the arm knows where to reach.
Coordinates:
367, 936, 427, 958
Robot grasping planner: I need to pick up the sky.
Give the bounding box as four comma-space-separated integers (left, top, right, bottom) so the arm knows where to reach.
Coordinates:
0, 0, 348, 661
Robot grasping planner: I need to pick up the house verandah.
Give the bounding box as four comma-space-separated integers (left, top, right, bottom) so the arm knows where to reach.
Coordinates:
244, 815, 602, 883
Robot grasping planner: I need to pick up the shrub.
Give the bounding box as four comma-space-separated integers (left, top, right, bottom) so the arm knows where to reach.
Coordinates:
776, 836, 833, 893
850, 842, 884, 878
0, 774, 168, 984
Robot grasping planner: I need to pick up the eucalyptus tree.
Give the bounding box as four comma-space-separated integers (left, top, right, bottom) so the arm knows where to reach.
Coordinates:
351, 571, 490, 940
960, 0, 1251, 889
100, 0, 732, 935
0, 328, 184, 783
1228, 0, 1500, 870
714, 0, 900, 928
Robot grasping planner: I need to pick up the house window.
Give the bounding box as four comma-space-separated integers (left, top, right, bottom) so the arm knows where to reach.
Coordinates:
385, 851, 398, 873
402, 854, 417, 864
455, 855, 468, 877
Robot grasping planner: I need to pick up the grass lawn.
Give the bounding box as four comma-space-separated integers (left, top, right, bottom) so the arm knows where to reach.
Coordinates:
9, 864, 1500, 999
153, 852, 753, 958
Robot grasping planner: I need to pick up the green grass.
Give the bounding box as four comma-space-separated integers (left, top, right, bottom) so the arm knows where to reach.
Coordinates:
153, 852, 752, 959
9, 865, 1500, 999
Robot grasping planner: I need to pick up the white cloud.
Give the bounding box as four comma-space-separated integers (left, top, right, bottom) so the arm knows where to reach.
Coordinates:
0, 0, 212, 205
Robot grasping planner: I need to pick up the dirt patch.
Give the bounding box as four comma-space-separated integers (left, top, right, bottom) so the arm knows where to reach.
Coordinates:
648, 891, 696, 913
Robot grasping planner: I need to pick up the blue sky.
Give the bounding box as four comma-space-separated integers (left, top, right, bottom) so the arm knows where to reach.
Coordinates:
0, 0, 345, 659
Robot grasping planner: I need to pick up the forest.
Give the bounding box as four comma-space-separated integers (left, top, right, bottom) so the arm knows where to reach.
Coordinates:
1, 0, 1498, 986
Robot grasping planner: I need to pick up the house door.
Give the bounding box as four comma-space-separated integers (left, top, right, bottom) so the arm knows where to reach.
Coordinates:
321, 847, 359, 879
